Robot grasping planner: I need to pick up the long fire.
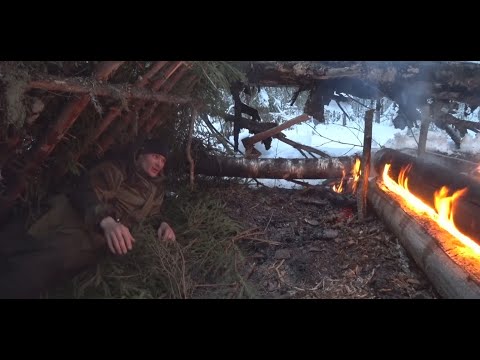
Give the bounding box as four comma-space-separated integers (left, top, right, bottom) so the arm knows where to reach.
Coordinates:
382, 163, 480, 255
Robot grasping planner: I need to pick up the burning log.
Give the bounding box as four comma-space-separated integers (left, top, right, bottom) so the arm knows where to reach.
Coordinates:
195, 155, 353, 180
368, 177, 480, 298
373, 148, 480, 244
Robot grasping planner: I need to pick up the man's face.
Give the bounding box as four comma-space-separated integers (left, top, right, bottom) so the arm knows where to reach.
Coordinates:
138, 153, 166, 178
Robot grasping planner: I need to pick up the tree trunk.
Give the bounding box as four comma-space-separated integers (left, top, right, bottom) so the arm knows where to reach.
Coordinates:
373, 148, 480, 243
229, 61, 480, 114
357, 109, 374, 220
195, 155, 354, 180
368, 178, 480, 299
375, 99, 381, 123
417, 106, 430, 157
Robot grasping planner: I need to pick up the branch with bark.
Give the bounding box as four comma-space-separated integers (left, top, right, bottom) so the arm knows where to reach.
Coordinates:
241, 114, 311, 152
273, 133, 330, 158
201, 114, 235, 155
27, 74, 191, 104
187, 108, 197, 190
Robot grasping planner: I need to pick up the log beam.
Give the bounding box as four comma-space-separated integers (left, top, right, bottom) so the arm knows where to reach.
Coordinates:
230, 61, 480, 114
60, 61, 170, 175
151, 61, 183, 91
96, 63, 187, 156
0, 62, 125, 222
28, 74, 191, 104
195, 155, 353, 179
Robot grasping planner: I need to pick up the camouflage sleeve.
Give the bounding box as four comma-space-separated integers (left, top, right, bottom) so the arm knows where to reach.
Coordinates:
148, 189, 166, 220
69, 160, 125, 228
146, 178, 168, 229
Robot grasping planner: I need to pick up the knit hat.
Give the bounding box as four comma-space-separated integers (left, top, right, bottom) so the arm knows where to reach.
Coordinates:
138, 138, 169, 159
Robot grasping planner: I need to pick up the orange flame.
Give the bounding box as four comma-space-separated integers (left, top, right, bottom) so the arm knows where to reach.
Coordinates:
332, 158, 362, 194
351, 158, 362, 193
333, 169, 346, 193
382, 163, 480, 255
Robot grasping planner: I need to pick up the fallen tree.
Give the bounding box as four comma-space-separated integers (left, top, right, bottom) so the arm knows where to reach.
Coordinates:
231, 61, 480, 107
229, 61, 480, 146
195, 155, 354, 180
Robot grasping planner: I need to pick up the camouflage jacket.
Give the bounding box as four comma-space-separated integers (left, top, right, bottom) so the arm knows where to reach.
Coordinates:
69, 158, 166, 230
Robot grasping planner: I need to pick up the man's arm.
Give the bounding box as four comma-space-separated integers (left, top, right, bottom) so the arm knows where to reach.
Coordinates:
69, 160, 125, 228
148, 182, 176, 243
70, 160, 136, 255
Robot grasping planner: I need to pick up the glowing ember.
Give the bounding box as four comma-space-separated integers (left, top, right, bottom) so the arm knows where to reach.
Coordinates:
382, 163, 480, 256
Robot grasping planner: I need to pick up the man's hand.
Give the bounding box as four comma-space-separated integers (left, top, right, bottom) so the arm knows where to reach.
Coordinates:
100, 216, 135, 255
158, 222, 176, 243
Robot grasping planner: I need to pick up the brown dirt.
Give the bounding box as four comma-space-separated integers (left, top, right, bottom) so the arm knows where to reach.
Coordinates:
213, 183, 438, 299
